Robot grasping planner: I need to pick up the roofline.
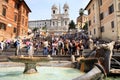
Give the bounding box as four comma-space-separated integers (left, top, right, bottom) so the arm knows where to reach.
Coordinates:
20, 0, 31, 12
29, 19, 51, 22
84, 0, 92, 10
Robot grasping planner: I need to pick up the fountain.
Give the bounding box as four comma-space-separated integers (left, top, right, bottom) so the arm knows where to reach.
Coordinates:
8, 55, 52, 74
5, 48, 84, 80
0, 55, 84, 80
0, 41, 119, 80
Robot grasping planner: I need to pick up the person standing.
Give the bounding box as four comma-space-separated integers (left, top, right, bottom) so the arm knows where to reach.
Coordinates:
26, 40, 30, 53
43, 39, 49, 55
14, 40, 20, 56
88, 36, 94, 50
27, 42, 34, 57
58, 39, 64, 55
0, 41, 4, 54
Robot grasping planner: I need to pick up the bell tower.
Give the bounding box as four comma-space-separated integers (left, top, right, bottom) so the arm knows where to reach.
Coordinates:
63, 3, 69, 15
51, 4, 58, 19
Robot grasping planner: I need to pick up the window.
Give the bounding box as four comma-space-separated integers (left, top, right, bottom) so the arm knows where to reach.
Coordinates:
89, 20, 91, 26
4, 0, 8, 3
22, 16, 24, 25
26, 11, 28, 16
14, 2, 19, 9
65, 21, 67, 25
88, 9, 91, 15
93, 4, 94, 10
93, 16, 95, 23
100, 26, 104, 32
109, 4, 114, 14
118, 3, 120, 11
65, 9, 67, 12
111, 21, 114, 28
25, 19, 28, 26
23, 8, 25, 14
53, 10, 55, 14
22, 29, 24, 34
94, 29, 96, 34
13, 27, 17, 33
0, 22, 6, 30
53, 22, 55, 26
90, 31, 91, 35
14, 14, 17, 22
99, 0, 102, 6
2, 7, 6, 16
100, 12, 104, 20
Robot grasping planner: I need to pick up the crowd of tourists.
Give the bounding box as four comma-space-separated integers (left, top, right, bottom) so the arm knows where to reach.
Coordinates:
0, 32, 97, 56
33, 32, 95, 56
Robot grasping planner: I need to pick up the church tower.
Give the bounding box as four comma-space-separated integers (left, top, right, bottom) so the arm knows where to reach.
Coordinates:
63, 3, 69, 16
51, 4, 58, 19
50, 3, 70, 33
63, 3, 69, 31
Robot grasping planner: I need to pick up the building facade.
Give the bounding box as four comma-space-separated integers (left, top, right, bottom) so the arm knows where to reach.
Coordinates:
29, 3, 70, 35
0, 0, 31, 41
76, 14, 88, 30
28, 20, 51, 30
85, 0, 120, 41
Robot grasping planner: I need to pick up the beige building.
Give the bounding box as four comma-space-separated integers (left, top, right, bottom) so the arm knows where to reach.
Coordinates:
85, 0, 120, 41
76, 14, 88, 30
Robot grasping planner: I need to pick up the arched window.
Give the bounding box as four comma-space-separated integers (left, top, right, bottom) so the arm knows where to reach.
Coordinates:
53, 10, 55, 14
65, 9, 67, 12
0, 22, 6, 30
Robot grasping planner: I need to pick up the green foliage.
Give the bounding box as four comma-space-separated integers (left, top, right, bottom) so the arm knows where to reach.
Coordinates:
83, 22, 88, 31
32, 27, 39, 32
42, 26, 47, 30
68, 20, 76, 30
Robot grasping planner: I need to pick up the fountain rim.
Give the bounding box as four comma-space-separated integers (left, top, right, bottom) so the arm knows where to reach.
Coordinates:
8, 56, 51, 63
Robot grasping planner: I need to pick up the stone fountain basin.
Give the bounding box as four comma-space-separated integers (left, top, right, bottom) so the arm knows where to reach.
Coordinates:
8, 56, 51, 63
8, 56, 52, 74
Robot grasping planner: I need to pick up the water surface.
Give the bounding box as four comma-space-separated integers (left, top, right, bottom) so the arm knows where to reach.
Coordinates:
0, 66, 84, 80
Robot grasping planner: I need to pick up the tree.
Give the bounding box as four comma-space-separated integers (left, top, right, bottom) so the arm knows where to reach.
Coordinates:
68, 20, 76, 32
83, 22, 88, 31
42, 26, 47, 30
32, 27, 39, 37
42, 24, 47, 31
32, 27, 39, 32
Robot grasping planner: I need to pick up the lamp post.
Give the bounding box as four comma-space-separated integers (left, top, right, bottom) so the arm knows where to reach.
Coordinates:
79, 8, 84, 30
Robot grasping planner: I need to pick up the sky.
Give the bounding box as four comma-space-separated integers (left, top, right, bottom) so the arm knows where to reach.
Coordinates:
25, 0, 90, 23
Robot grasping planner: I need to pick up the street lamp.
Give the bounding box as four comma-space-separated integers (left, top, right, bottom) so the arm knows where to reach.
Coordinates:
79, 8, 84, 29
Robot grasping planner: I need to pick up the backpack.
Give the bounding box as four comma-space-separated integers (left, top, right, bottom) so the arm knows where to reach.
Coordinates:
14, 41, 19, 47
0, 43, 1, 49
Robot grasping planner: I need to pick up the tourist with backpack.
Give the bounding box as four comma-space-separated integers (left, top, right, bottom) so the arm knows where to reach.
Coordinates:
58, 39, 64, 55
14, 40, 20, 56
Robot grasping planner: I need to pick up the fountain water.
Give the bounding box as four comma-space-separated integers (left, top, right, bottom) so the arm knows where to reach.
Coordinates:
0, 59, 84, 80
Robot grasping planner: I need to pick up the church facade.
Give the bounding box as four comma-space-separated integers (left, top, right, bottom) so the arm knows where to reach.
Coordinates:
29, 3, 70, 35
